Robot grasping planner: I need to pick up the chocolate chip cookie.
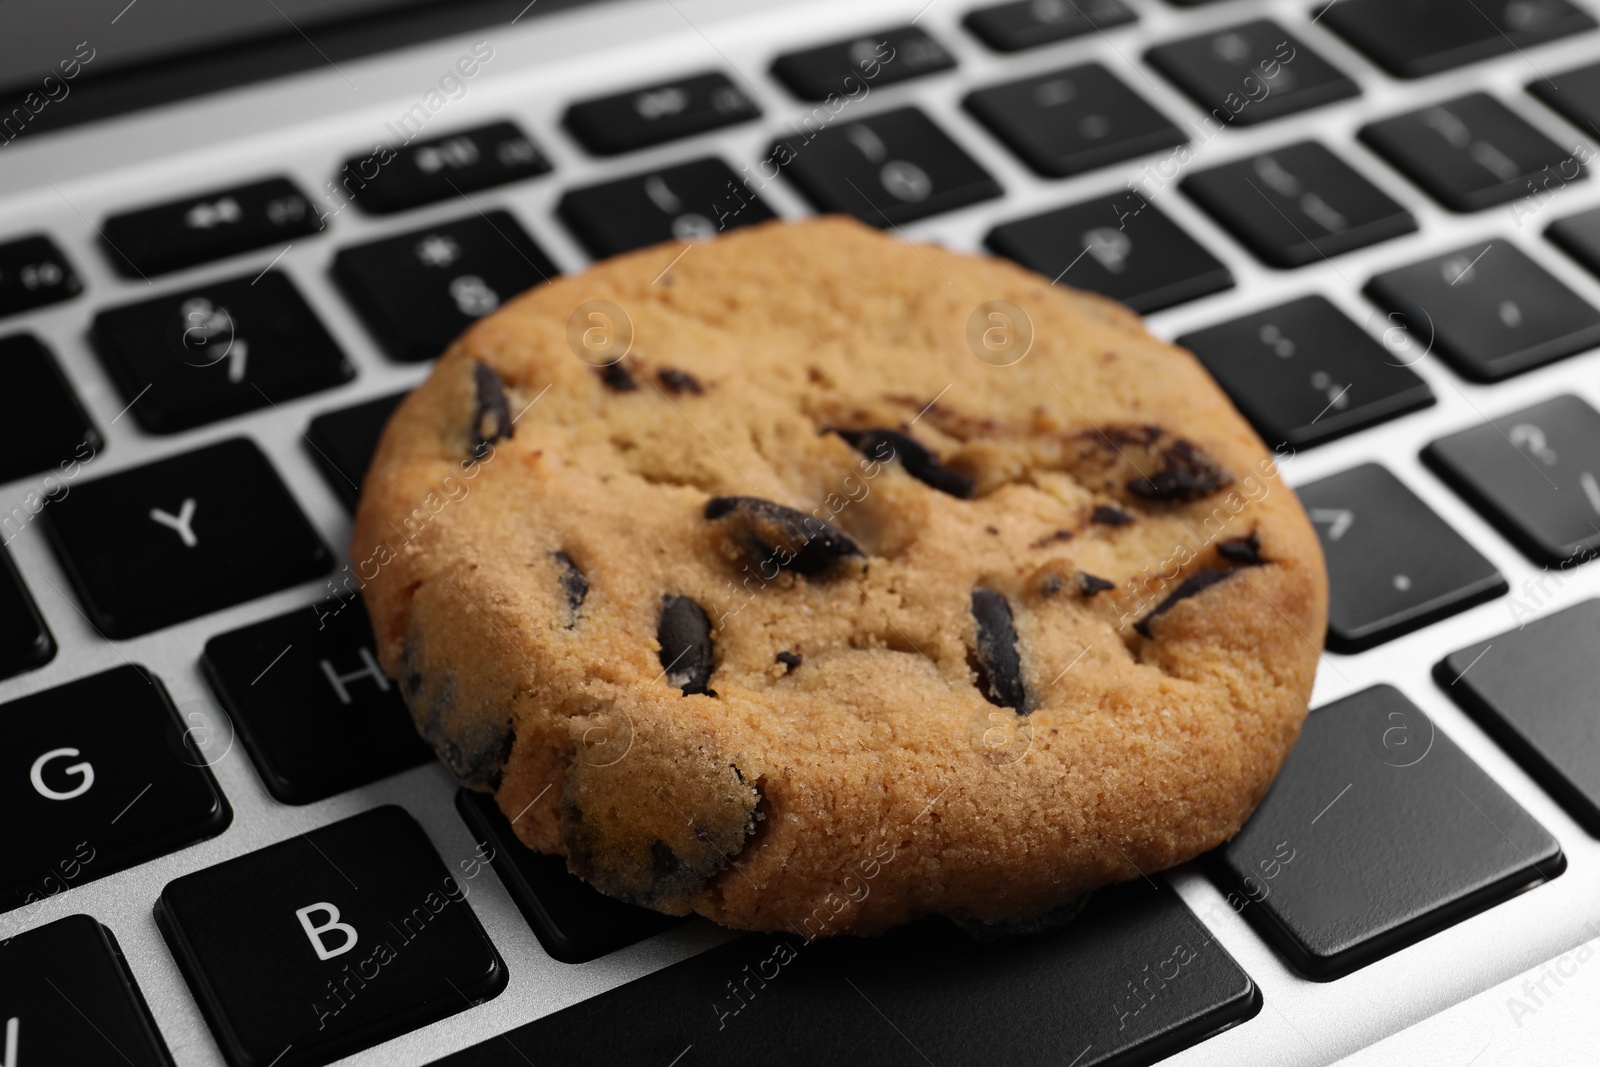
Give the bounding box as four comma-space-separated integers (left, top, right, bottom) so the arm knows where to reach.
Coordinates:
351, 216, 1326, 936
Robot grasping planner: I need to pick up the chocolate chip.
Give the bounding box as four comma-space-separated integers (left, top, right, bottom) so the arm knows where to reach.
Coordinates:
1126, 438, 1232, 502
657, 367, 703, 395
553, 551, 587, 623
971, 589, 1027, 712
704, 495, 863, 578
830, 427, 976, 499
470, 362, 513, 458
1134, 568, 1232, 637
1080, 573, 1115, 596
1217, 531, 1265, 566
1030, 529, 1074, 549
776, 650, 803, 672
1090, 505, 1135, 527
659, 595, 714, 695
597, 361, 638, 392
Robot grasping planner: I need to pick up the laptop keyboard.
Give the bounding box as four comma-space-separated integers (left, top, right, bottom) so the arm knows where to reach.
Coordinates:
5, 0, 1600, 1063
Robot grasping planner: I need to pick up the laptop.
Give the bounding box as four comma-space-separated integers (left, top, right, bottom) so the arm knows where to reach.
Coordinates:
4, 0, 1600, 1063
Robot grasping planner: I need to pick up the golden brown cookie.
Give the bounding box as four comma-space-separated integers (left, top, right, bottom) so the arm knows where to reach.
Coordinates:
350, 216, 1326, 936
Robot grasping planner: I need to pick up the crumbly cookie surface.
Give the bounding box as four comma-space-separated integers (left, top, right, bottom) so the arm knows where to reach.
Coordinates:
351, 216, 1326, 936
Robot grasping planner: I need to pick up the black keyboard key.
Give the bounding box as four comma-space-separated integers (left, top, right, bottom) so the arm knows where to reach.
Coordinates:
965, 63, 1182, 179
305, 390, 408, 511
434, 878, 1258, 1066
157, 806, 506, 1067
90, 271, 354, 433
1213, 684, 1561, 980
1182, 142, 1417, 268
1529, 62, 1600, 137
1361, 94, 1584, 212
1442, 599, 1600, 833
0, 333, 101, 484
1547, 204, 1600, 278
101, 177, 323, 276
333, 211, 557, 364
1297, 464, 1504, 652
963, 0, 1136, 52
775, 107, 1002, 225
203, 598, 432, 804
558, 158, 776, 258
41, 438, 331, 638
0, 544, 54, 682
3, 665, 231, 912
987, 192, 1231, 313
0, 234, 82, 318
1178, 298, 1433, 450
455, 789, 679, 963
1365, 239, 1600, 381
0, 915, 174, 1065
772, 25, 955, 100
346, 122, 551, 215
1424, 393, 1600, 566
1321, 0, 1595, 79
1146, 21, 1358, 127
564, 72, 760, 155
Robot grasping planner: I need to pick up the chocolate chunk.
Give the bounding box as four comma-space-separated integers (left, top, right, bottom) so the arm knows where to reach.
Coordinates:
1090, 504, 1135, 527
1134, 568, 1232, 637
1217, 531, 1265, 566
553, 551, 588, 622
659, 595, 714, 695
597, 361, 638, 392
830, 427, 976, 499
657, 367, 703, 395
1126, 438, 1231, 502
704, 495, 863, 578
1030, 529, 1074, 549
971, 589, 1027, 712
470, 361, 513, 458
1080, 573, 1115, 596
776, 650, 803, 672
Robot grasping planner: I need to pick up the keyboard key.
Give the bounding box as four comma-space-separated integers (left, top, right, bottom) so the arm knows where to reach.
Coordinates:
775, 107, 1002, 225
305, 390, 408, 511
90, 271, 354, 433
564, 72, 760, 155
203, 598, 432, 804
455, 789, 679, 963
41, 438, 331, 638
1182, 142, 1417, 268
346, 122, 552, 215
964, 63, 1183, 179
102, 177, 323, 276
1364, 239, 1600, 381
157, 806, 506, 1067
1213, 684, 1562, 980
1360, 94, 1584, 212
986, 192, 1232, 313
1529, 61, 1600, 137
0, 234, 82, 318
963, 0, 1136, 52
557, 158, 776, 258
434, 878, 1258, 1065
1547, 205, 1600, 278
0, 914, 174, 1065
1424, 393, 1600, 566
1320, 0, 1595, 79
772, 25, 955, 100
1441, 599, 1600, 834
3, 665, 231, 912
0, 333, 101, 484
1178, 298, 1433, 450
1146, 21, 1358, 127
0, 544, 54, 682
333, 211, 557, 364
1296, 464, 1505, 652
